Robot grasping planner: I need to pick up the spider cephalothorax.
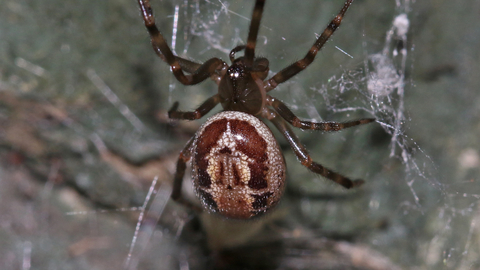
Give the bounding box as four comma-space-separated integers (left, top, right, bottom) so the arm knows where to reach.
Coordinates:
137, 0, 375, 219
219, 57, 268, 115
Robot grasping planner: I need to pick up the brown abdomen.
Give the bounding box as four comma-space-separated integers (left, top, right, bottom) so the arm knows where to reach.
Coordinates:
192, 111, 286, 219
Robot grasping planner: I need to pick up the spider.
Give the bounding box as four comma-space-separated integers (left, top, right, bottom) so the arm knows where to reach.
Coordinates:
137, 0, 375, 219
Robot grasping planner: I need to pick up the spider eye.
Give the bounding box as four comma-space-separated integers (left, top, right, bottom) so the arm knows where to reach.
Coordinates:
230, 72, 240, 78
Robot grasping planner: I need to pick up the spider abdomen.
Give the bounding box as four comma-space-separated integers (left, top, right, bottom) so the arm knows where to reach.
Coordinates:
192, 111, 286, 219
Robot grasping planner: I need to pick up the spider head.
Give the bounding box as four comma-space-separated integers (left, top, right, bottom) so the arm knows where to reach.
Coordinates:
218, 58, 268, 115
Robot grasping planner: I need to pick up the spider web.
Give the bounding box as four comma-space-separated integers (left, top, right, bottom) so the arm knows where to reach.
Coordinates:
0, 0, 479, 269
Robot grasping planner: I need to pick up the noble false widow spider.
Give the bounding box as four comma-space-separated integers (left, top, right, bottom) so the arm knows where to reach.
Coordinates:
137, 0, 375, 219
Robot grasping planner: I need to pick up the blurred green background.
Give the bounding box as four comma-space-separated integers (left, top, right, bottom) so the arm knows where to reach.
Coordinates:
1, 0, 479, 269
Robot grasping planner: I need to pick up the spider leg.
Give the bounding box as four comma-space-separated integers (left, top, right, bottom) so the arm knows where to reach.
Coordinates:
138, 0, 227, 85
244, 0, 266, 67
175, 57, 201, 73
230, 45, 246, 62
168, 94, 221, 120
171, 136, 202, 212
264, 109, 364, 189
267, 95, 375, 131
264, 0, 354, 91
173, 53, 225, 84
